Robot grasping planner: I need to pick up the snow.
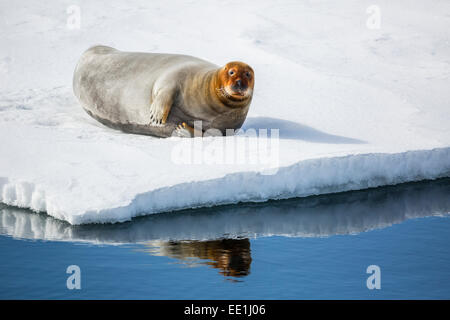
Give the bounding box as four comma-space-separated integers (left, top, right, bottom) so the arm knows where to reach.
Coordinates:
1, 0, 449, 224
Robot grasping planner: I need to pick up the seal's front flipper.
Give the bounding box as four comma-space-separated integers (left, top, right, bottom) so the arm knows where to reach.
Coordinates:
173, 122, 193, 137
149, 89, 173, 125
173, 122, 205, 137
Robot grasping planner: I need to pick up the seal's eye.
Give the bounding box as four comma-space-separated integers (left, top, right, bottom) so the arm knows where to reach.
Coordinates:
245, 71, 251, 79
228, 70, 235, 76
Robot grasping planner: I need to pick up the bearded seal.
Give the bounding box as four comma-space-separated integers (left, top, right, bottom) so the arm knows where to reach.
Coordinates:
73, 45, 254, 137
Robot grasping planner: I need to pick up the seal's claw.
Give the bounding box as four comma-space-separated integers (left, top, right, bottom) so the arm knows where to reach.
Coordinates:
173, 122, 193, 137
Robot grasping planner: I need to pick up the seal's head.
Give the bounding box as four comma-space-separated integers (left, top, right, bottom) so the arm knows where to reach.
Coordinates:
216, 61, 254, 105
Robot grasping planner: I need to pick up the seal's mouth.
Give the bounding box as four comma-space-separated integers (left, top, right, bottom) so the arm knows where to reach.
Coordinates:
223, 86, 252, 99
231, 90, 246, 97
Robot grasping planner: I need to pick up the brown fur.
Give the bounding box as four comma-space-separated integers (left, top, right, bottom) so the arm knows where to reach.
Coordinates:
213, 62, 255, 108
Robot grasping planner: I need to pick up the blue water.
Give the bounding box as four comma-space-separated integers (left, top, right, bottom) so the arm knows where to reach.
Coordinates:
1, 179, 450, 299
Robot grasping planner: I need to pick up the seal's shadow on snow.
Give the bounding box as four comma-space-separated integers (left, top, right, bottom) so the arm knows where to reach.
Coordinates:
242, 117, 366, 144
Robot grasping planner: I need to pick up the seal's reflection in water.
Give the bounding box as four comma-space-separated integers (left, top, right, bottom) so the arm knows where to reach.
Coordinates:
144, 239, 252, 278
1, 178, 450, 280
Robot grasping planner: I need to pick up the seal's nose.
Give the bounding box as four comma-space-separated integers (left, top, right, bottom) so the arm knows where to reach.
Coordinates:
232, 79, 247, 93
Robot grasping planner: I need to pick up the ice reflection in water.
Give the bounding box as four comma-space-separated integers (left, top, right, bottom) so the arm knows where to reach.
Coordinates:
1, 178, 449, 279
